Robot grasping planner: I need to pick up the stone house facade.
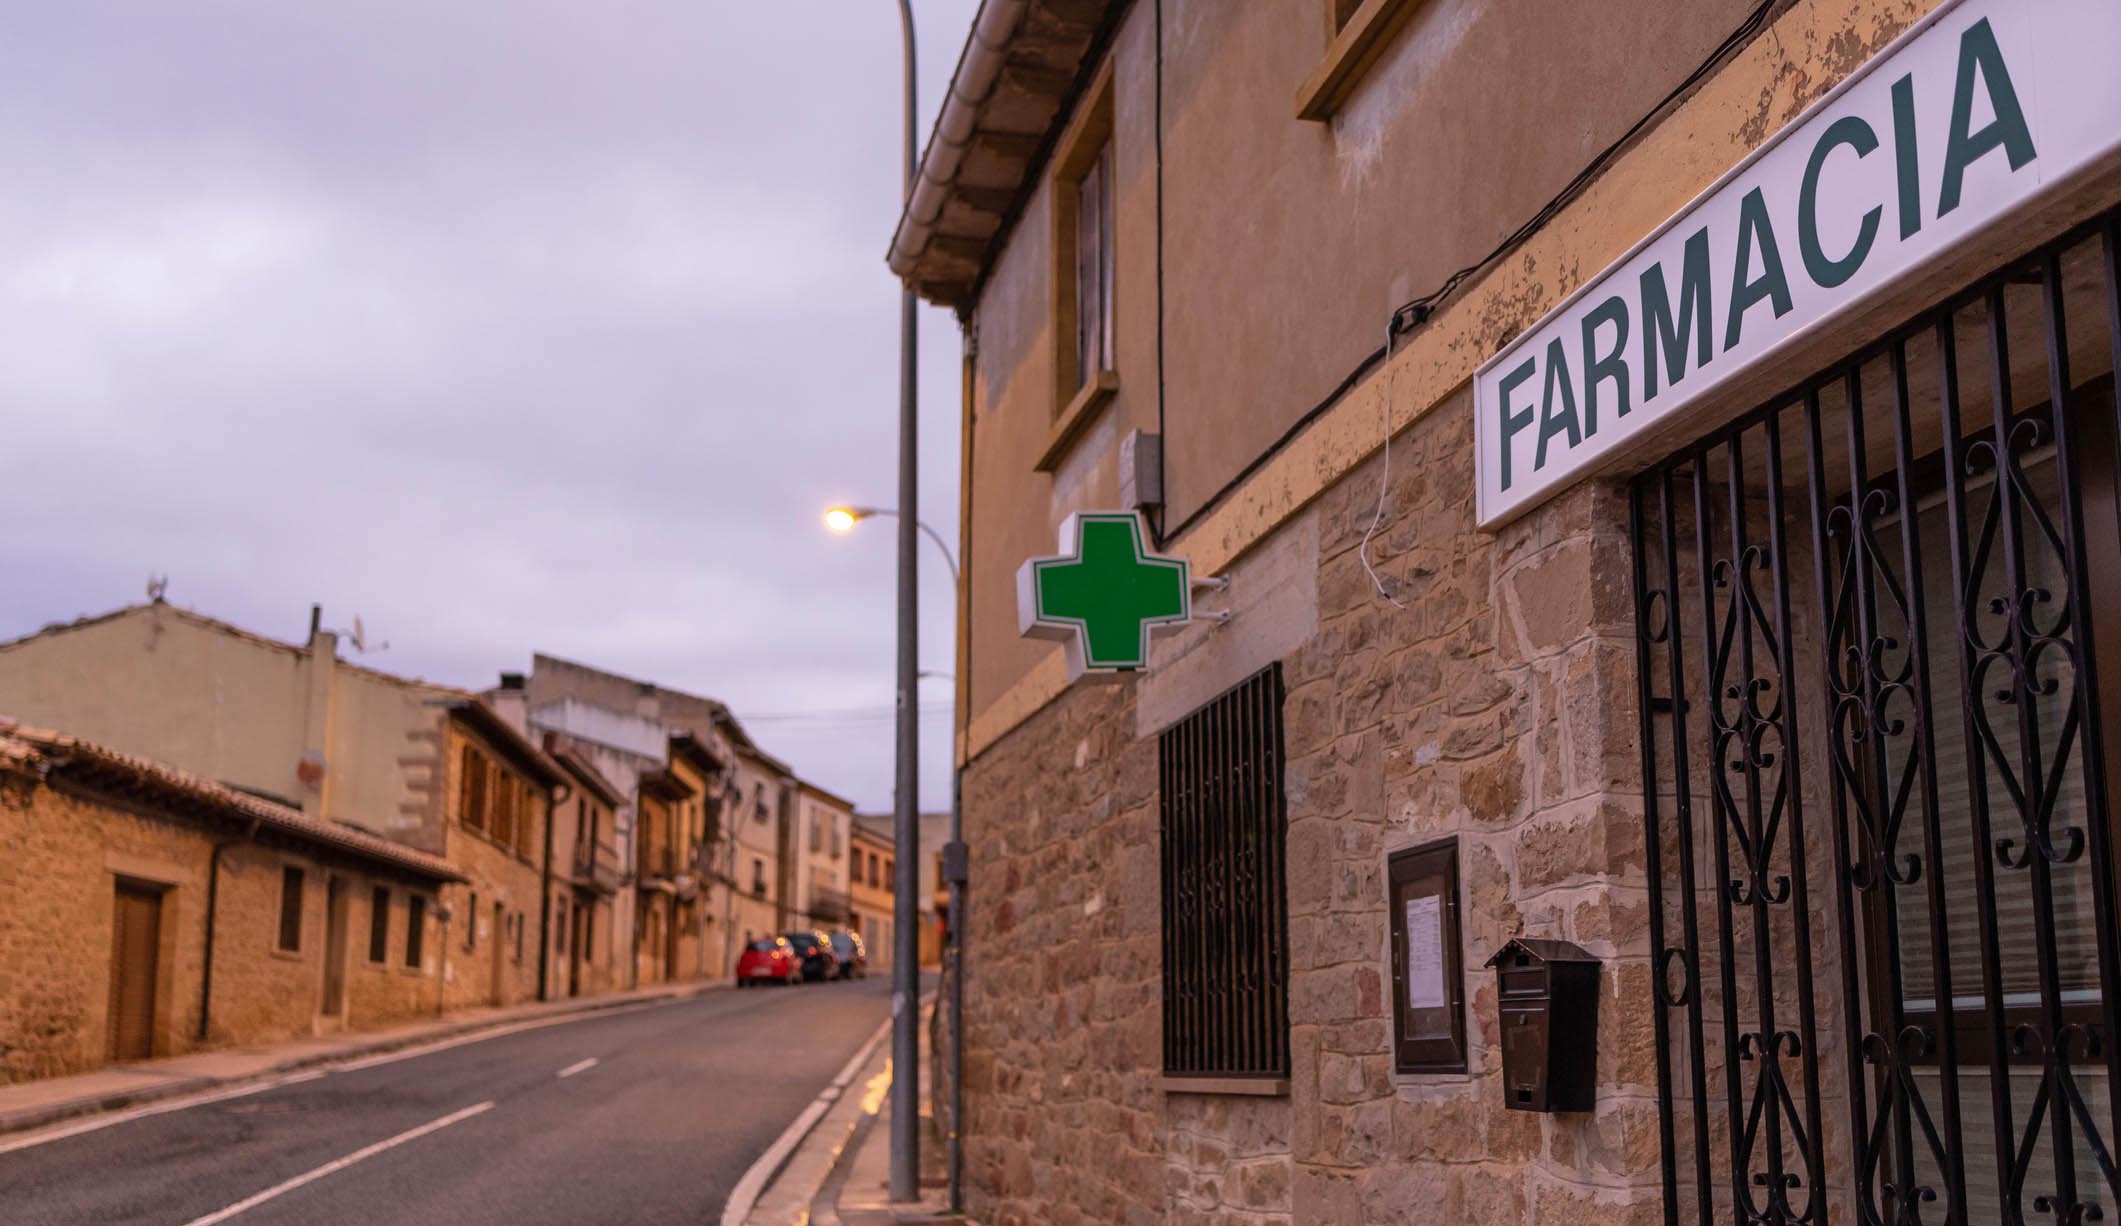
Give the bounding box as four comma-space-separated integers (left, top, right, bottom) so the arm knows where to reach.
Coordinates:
727, 744, 793, 947
439, 703, 565, 1011
0, 723, 459, 1084
546, 741, 625, 999
897, 1, 2121, 1224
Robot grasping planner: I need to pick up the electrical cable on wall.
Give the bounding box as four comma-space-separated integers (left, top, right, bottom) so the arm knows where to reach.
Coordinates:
1359, 319, 1406, 610
1386, 0, 1779, 338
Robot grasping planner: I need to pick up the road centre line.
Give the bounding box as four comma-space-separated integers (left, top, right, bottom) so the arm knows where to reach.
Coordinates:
180, 1100, 496, 1226
556, 1058, 597, 1079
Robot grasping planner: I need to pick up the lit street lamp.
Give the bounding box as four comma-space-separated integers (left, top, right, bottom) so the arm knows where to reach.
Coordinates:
824, 498, 965, 1211
825, 505, 959, 582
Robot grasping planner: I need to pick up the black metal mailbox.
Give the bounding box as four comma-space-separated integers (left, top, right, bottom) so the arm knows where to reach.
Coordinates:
1483, 937, 1599, 1113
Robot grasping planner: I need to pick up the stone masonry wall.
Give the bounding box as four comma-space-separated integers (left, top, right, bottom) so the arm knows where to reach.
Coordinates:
0, 776, 442, 1084
958, 392, 1659, 1225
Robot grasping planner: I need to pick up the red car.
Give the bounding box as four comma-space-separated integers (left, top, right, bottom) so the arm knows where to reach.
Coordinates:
736, 936, 801, 986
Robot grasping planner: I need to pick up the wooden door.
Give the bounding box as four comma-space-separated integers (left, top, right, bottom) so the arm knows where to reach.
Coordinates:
107, 883, 160, 1062
491, 901, 506, 1005
321, 877, 349, 1019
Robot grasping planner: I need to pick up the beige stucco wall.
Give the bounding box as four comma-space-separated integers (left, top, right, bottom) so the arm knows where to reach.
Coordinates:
0, 604, 452, 853
960, 0, 1767, 723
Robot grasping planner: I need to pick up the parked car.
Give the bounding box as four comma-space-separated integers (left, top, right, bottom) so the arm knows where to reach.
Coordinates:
736, 936, 801, 987
781, 931, 838, 982
827, 930, 867, 979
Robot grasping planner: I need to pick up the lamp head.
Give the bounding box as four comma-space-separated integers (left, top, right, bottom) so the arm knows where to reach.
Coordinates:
823, 507, 860, 533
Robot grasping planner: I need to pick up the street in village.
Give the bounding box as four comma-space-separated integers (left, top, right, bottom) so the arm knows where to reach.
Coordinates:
0, 979, 893, 1226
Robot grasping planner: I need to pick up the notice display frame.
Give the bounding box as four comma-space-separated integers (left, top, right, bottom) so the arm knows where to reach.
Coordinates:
1387, 838, 1466, 1074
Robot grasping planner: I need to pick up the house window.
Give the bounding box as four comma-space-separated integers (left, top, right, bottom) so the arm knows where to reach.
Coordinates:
581, 909, 594, 964
466, 891, 478, 950
513, 910, 524, 964
460, 746, 489, 831
405, 896, 427, 967
752, 858, 766, 897
556, 898, 569, 954
810, 811, 822, 854
368, 886, 391, 964
1296, 0, 1422, 121
493, 770, 516, 849
753, 784, 767, 822
516, 784, 536, 858
884, 858, 896, 891
277, 866, 305, 952
1039, 58, 1117, 473
1160, 663, 1288, 1081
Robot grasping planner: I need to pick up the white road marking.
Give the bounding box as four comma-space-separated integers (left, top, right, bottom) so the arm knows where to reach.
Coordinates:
555, 1058, 597, 1079
0, 1071, 326, 1157
180, 1100, 495, 1226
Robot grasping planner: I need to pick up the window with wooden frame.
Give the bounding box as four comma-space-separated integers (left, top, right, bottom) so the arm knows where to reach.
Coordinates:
1387, 838, 1466, 1073
1295, 0, 1421, 121
277, 865, 305, 952
466, 891, 478, 950
1037, 58, 1117, 474
493, 769, 517, 849
460, 746, 488, 832
368, 886, 391, 964
405, 896, 426, 968
515, 784, 536, 859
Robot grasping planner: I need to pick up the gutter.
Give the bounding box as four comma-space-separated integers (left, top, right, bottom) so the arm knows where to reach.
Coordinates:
198, 815, 265, 1043
884, 0, 1032, 279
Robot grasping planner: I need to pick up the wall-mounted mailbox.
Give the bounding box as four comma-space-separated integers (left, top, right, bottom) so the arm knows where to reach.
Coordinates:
1483, 937, 1599, 1113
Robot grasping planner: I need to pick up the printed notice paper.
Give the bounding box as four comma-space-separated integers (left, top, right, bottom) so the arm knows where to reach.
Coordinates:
1404, 895, 1446, 1010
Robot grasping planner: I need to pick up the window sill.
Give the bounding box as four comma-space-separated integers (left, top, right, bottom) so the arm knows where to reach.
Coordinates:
1157, 1075, 1290, 1098
270, 947, 305, 963
1295, 0, 1421, 122
1036, 371, 1119, 473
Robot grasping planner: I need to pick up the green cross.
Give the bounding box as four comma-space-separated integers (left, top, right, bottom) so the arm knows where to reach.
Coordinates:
1018, 512, 1190, 674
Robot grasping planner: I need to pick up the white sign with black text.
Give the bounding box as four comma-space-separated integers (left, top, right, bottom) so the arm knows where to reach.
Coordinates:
1473, 0, 2121, 527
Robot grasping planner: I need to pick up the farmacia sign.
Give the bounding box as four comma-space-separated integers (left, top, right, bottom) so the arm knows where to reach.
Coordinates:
1474, 0, 2121, 527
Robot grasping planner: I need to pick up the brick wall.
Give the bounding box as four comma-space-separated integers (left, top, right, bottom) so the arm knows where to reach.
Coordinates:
957, 395, 1661, 1224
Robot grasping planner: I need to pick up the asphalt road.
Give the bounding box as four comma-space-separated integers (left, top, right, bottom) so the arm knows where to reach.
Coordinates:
0, 975, 895, 1226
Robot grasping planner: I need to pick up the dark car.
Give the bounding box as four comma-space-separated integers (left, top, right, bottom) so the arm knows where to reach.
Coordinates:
782, 930, 839, 982
827, 931, 867, 979
735, 937, 801, 987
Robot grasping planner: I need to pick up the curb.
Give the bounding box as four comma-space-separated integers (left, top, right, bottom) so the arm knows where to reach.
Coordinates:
722, 990, 938, 1226
0, 980, 727, 1140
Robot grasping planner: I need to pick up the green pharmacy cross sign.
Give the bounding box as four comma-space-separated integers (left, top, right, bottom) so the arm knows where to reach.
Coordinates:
1017, 511, 1191, 679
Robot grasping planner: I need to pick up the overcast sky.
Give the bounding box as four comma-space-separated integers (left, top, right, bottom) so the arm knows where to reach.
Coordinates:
0, 1, 981, 813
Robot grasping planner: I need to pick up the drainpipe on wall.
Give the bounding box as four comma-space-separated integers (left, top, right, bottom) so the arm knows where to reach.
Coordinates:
197, 815, 264, 1043
537, 785, 565, 1002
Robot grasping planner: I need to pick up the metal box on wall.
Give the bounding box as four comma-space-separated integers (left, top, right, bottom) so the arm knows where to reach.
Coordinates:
1483, 937, 1599, 1113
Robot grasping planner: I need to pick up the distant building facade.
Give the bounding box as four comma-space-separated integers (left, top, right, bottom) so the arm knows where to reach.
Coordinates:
792, 782, 854, 932
0, 723, 459, 1084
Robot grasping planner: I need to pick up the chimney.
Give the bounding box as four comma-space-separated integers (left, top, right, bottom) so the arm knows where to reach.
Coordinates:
498, 672, 526, 691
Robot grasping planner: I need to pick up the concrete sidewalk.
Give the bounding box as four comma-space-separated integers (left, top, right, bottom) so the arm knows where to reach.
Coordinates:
0, 978, 727, 1139
742, 1000, 963, 1226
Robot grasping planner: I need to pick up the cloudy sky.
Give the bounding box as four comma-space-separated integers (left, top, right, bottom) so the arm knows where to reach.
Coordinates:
0, 1, 981, 812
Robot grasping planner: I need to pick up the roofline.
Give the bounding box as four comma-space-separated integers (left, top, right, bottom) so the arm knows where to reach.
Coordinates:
667, 731, 726, 779
529, 650, 764, 758
885, 0, 1122, 309
0, 721, 464, 884
544, 738, 627, 808
796, 779, 857, 811
450, 701, 568, 790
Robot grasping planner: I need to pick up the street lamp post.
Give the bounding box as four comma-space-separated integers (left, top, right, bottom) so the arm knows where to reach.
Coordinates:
888, 0, 922, 1204
827, 501, 963, 1211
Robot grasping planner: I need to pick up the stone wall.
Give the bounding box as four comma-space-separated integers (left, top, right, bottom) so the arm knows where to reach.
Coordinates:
441, 724, 550, 1011
0, 776, 442, 1085
956, 393, 1659, 1225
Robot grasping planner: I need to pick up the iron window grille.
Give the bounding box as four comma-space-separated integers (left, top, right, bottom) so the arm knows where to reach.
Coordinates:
1629, 210, 2121, 1226
1160, 662, 1291, 1081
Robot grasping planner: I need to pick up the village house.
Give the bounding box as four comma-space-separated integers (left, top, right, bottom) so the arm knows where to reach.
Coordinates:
793, 781, 855, 933
894, 1, 2121, 1224
544, 739, 625, 999
727, 742, 794, 948
0, 722, 460, 1084
847, 818, 897, 975
440, 701, 565, 1010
